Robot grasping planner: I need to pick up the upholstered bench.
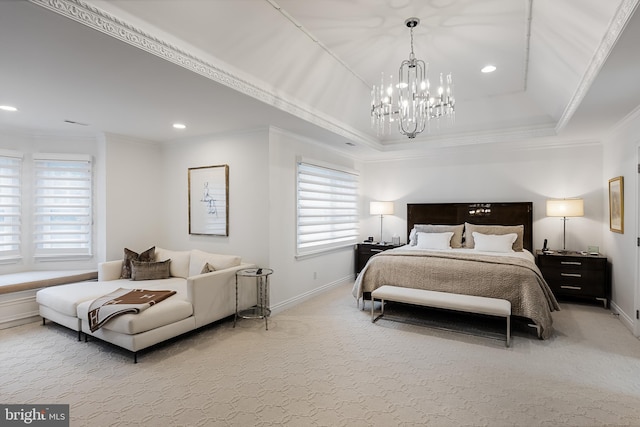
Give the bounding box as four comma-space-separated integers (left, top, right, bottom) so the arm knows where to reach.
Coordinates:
371, 285, 512, 347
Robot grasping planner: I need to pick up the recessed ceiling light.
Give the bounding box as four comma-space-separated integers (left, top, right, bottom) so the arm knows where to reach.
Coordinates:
481, 65, 497, 73
0, 105, 18, 112
173, 123, 186, 129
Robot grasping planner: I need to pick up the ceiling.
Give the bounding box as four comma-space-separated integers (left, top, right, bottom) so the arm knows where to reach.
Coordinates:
0, 0, 639, 160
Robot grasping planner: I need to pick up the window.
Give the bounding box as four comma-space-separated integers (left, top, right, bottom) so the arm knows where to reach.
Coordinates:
296, 161, 359, 256
33, 153, 92, 259
0, 152, 22, 260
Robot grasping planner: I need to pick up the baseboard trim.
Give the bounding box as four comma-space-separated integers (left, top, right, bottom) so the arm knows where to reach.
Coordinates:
270, 275, 354, 315
609, 300, 636, 336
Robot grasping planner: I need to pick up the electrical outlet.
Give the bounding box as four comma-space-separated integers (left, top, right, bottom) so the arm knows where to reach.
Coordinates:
313, 272, 317, 280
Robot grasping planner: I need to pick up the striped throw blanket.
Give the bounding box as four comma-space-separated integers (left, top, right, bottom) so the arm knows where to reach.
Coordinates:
88, 288, 176, 332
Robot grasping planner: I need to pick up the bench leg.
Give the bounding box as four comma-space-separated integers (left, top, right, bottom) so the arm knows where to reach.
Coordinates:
371, 297, 384, 323
506, 315, 511, 347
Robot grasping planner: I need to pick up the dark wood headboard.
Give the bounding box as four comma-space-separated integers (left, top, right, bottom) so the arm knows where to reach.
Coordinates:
407, 202, 533, 252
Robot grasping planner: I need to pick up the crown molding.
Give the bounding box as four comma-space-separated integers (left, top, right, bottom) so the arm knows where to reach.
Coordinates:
28, 0, 379, 149
380, 122, 558, 152
556, 0, 640, 133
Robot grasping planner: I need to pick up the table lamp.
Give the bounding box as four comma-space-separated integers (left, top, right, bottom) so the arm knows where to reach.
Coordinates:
370, 201, 394, 244
546, 198, 584, 252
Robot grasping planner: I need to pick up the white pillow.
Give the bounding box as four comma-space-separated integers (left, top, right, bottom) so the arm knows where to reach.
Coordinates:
472, 232, 517, 253
155, 247, 191, 278
188, 249, 241, 276
415, 231, 454, 250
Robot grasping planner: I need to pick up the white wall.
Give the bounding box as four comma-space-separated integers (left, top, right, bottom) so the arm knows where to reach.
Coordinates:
101, 133, 164, 262
159, 129, 270, 268
602, 109, 640, 333
268, 127, 360, 311
361, 141, 604, 253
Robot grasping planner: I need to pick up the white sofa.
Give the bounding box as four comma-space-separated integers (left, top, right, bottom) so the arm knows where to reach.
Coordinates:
36, 247, 256, 362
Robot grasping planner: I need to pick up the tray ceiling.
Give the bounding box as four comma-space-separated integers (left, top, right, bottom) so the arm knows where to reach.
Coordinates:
1, 0, 639, 159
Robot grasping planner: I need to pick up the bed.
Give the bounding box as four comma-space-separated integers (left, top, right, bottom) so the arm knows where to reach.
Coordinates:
352, 202, 560, 339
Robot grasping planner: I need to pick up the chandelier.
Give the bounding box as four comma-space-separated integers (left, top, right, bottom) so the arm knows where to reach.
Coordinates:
371, 17, 455, 139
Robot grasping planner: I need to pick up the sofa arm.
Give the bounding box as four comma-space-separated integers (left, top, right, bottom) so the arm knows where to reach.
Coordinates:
98, 260, 124, 281
188, 262, 256, 329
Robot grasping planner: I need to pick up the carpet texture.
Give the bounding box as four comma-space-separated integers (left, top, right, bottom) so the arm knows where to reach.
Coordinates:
1, 282, 640, 426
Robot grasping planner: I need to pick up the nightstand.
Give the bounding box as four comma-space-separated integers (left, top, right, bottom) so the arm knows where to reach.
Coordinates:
535, 250, 610, 308
355, 242, 402, 275
356, 243, 402, 310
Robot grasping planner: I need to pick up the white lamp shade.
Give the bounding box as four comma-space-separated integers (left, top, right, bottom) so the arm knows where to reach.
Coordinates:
546, 199, 584, 217
370, 201, 394, 215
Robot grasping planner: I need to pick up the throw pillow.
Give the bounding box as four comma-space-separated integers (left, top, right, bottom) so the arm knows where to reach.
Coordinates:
412, 224, 464, 248
200, 263, 216, 274
120, 246, 155, 279
130, 259, 171, 281
472, 232, 517, 253
415, 231, 454, 250
155, 247, 191, 278
464, 223, 525, 251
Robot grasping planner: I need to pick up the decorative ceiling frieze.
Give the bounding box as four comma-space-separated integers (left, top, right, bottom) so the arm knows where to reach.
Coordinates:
28, 0, 379, 149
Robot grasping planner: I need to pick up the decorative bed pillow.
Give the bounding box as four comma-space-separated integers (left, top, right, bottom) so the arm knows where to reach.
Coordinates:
415, 231, 454, 250
130, 259, 171, 281
155, 247, 191, 278
188, 249, 241, 277
411, 224, 464, 248
120, 246, 155, 279
200, 263, 216, 274
464, 223, 524, 251
472, 232, 517, 253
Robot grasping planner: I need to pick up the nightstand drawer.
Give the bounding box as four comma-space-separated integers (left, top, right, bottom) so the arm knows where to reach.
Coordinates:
543, 269, 605, 296
537, 256, 603, 271
355, 243, 402, 275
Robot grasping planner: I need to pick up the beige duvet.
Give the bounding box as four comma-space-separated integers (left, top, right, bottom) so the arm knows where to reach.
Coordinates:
352, 248, 560, 339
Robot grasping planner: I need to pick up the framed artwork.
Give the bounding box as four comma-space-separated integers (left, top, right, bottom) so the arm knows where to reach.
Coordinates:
188, 165, 229, 236
608, 176, 624, 233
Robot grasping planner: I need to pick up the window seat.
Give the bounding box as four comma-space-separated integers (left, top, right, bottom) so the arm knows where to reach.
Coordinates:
0, 270, 98, 295
0, 270, 97, 329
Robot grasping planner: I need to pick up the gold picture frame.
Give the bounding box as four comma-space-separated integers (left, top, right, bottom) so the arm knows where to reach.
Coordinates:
188, 165, 229, 236
608, 176, 624, 233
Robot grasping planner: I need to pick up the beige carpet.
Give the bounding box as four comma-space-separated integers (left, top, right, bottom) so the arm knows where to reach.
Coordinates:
2, 282, 640, 426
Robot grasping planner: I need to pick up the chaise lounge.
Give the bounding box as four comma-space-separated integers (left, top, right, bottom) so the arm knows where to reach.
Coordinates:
36, 247, 256, 362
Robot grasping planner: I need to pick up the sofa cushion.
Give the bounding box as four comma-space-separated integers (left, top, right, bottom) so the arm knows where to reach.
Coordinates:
131, 259, 171, 281
36, 282, 123, 317
155, 247, 191, 278
77, 296, 193, 335
36, 278, 188, 317
188, 249, 241, 277
121, 247, 155, 279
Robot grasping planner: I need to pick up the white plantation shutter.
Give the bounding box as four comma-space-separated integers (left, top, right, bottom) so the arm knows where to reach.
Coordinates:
0, 152, 23, 260
33, 153, 92, 259
296, 161, 359, 255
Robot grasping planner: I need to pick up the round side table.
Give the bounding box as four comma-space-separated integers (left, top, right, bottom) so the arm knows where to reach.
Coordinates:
234, 267, 273, 330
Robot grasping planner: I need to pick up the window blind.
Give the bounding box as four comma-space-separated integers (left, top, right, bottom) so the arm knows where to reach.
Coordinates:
33, 154, 92, 259
0, 153, 22, 260
296, 161, 359, 255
